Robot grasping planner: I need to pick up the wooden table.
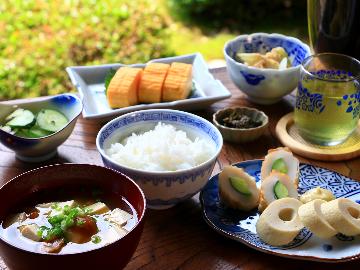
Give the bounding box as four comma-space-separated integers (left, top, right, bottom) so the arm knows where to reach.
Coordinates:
1, 67, 360, 270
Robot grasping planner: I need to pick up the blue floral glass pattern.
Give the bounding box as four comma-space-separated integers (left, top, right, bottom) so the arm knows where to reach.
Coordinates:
295, 84, 325, 113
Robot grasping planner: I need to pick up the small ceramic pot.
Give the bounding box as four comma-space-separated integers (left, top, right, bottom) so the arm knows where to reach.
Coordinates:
213, 107, 268, 143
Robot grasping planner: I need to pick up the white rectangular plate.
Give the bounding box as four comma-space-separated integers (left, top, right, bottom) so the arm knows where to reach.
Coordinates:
66, 53, 231, 121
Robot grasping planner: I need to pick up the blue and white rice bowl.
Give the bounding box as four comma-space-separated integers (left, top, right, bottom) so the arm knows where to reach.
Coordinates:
224, 33, 311, 104
96, 109, 223, 209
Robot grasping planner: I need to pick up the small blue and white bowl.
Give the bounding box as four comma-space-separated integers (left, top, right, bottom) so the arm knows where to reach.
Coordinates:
96, 109, 223, 210
224, 33, 311, 104
0, 94, 82, 162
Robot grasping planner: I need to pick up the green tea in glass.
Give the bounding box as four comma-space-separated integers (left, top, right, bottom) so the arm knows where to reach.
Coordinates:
294, 53, 360, 146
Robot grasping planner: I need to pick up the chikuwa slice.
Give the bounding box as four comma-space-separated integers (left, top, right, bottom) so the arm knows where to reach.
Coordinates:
261, 147, 299, 187
298, 199, 337, 238
258, 171, 298, 212
218, 165, 260, 211
256, 198, 304, 246
321, 198, 360, 236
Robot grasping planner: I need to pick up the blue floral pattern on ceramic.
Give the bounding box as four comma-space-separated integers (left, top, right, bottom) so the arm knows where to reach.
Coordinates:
231, 35, 308, 66
240, 71, 265, 85
200, 160, 360, 262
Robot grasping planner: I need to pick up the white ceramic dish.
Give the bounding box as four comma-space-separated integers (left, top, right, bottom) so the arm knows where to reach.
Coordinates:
200, 160, 360, 263
66, 53, 231, 121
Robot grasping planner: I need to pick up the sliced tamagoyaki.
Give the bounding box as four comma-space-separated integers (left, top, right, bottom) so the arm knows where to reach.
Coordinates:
162, 62, 193, 102
218, 165, 260, 211
106, 67, 142, 109
138, 63, 170, 103
261, 147, 299, 187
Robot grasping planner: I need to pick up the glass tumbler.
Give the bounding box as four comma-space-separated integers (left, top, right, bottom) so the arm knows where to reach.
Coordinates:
294, 53, 360, 146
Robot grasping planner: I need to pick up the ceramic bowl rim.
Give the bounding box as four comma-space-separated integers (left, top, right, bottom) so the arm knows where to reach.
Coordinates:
213, 106, 269, 132
0, 93, 83, 141
223, 32, 311, 73
0, 163, 146, 256
96, 109, 223, 175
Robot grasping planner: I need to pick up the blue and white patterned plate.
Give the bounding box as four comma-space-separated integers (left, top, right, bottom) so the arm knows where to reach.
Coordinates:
200, 160, 360, 262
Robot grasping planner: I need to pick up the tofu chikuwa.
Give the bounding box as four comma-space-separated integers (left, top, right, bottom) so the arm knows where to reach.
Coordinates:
0, 188, 137, 254
105, 62, 193, 109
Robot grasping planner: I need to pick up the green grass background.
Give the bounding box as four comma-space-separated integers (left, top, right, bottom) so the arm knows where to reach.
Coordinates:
0, 0, 307, 100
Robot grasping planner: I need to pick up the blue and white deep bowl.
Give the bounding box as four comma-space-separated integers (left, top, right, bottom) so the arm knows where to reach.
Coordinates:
96, 109, 223, 209
224, 33, 311, 104
0, 94, 82, 162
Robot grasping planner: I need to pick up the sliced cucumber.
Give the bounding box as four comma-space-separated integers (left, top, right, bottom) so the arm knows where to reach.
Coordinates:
5, 108, 25, 121
14, 129, 32, 138
28, 126, 52, 138
229, 176, 252, 196
6, 109, 35, 128
272, 158, 288, 174
273, 180, 288, 199
36, 109, 68, 132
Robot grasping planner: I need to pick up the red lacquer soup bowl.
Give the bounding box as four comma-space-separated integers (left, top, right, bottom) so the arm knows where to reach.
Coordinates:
0, 164, 146, 270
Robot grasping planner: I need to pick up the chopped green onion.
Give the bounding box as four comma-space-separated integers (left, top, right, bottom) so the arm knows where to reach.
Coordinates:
91, 235, 101, 244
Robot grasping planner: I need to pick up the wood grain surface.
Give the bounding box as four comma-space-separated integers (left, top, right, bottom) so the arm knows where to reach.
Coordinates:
1, 67, 360, 269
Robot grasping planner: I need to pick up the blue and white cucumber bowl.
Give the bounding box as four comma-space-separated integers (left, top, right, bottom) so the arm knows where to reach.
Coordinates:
96, 109, 223, 209
0, 94, 82, 162
224, 33, 311, 104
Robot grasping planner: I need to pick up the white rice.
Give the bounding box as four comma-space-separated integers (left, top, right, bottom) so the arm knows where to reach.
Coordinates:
106, 122, 215, 172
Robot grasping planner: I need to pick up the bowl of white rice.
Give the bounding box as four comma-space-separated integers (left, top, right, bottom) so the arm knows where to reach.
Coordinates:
96, 109, 223, 209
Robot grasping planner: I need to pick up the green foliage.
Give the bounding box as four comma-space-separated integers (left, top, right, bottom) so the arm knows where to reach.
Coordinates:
168, 0, 307, 33
0, 0, 174, 100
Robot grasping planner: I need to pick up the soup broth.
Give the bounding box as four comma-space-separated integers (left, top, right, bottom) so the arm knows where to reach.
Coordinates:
0, 187, 138, 254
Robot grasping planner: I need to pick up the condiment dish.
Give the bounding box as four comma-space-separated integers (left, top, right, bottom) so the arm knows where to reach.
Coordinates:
213, 107, 268, 143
